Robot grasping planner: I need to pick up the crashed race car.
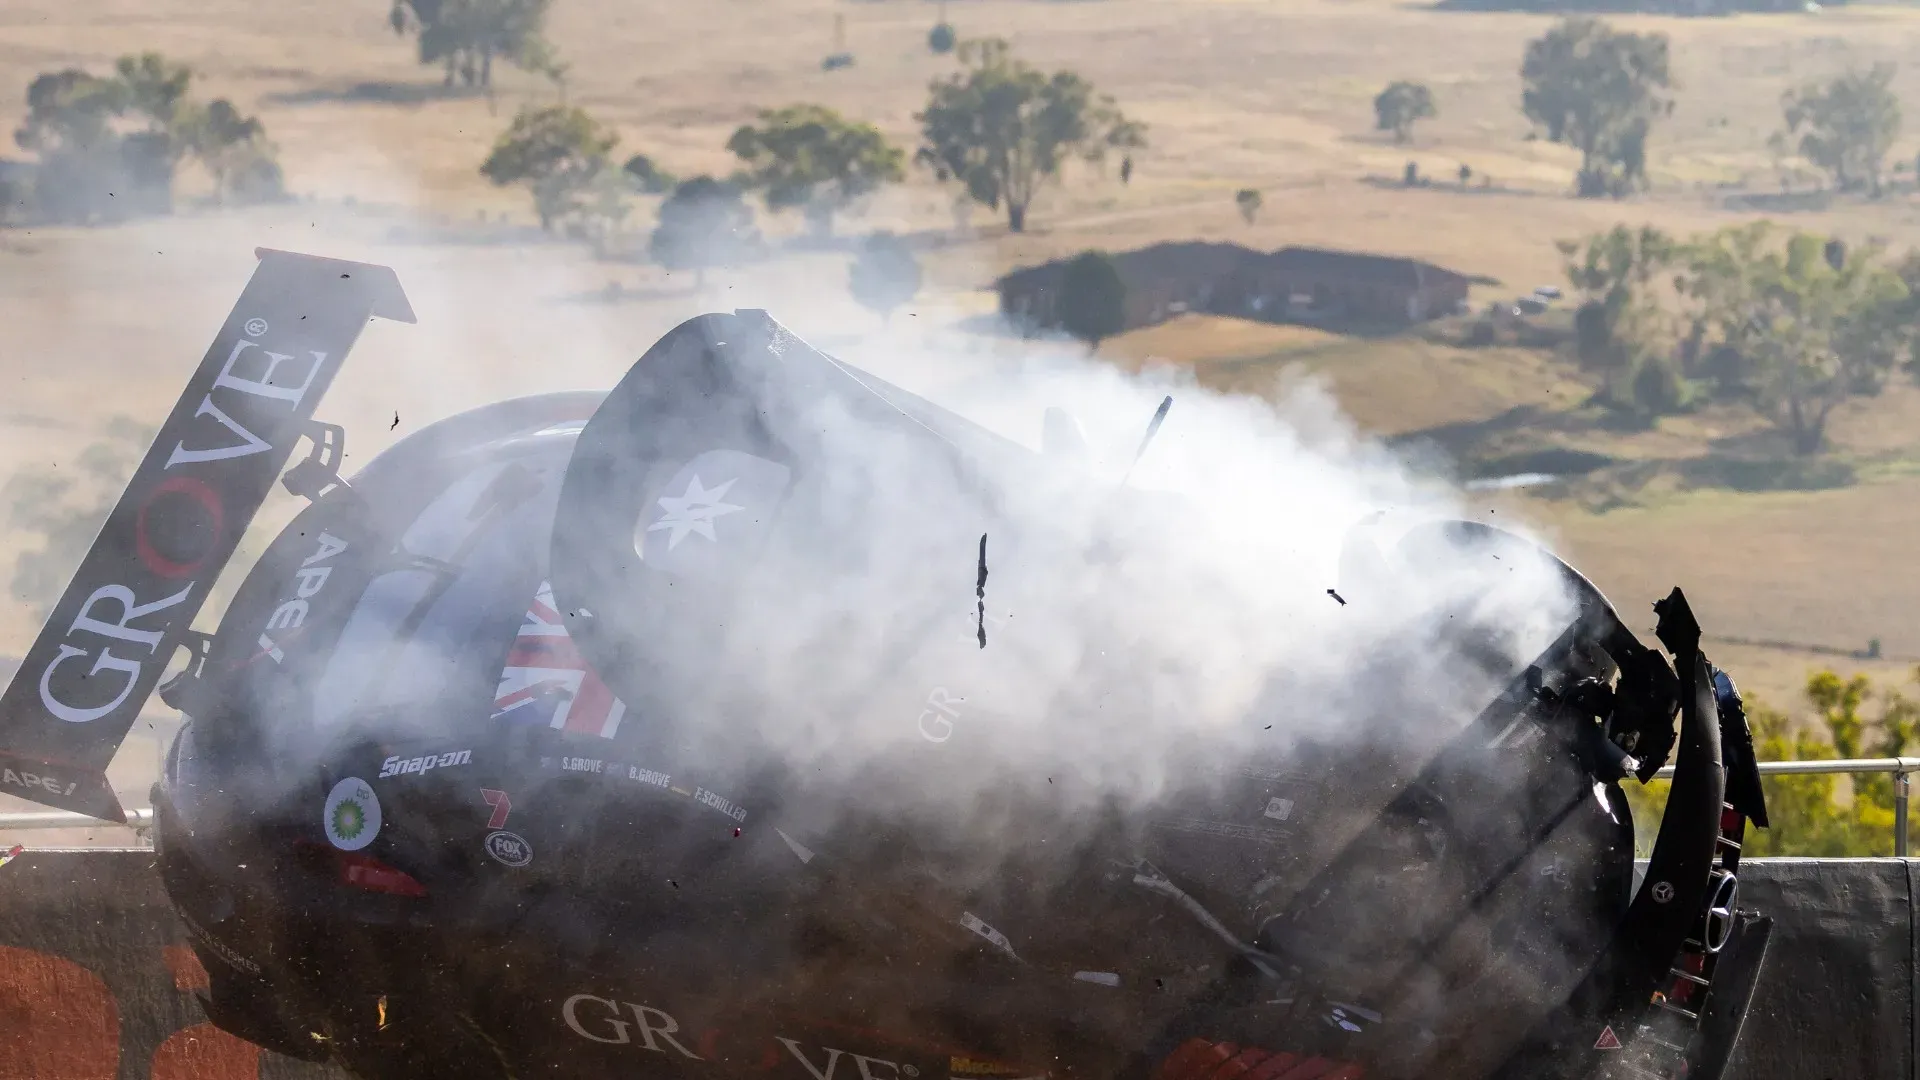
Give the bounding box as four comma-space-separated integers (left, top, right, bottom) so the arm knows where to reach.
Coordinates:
0, 250, 1772, 1080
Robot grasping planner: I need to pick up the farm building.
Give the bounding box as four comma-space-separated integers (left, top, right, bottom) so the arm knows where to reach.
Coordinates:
997, 242, 1472, 334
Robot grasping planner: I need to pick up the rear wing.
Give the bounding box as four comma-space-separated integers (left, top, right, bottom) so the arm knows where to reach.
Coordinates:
0, 249, 412, 822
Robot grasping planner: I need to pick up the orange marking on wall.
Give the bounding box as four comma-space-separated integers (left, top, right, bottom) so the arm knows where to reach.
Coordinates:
149, 1022, 260, 1080
0, 944, 120, 1079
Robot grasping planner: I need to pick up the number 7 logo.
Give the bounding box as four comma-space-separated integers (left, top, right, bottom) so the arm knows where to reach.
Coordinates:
480, 789, 511, 829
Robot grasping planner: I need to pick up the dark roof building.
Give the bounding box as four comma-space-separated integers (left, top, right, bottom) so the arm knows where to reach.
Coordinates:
998, 242, 1472, 335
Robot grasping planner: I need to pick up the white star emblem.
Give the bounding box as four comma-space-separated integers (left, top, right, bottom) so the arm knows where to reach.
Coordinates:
647, 474, 744, 549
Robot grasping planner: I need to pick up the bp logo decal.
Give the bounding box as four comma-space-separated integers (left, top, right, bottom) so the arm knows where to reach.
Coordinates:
485, 830, 533, 867
324, 777, 382, 851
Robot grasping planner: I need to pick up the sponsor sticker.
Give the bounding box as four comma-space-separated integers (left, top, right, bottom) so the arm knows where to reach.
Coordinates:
0, 767, 76, 799
950, 1057, 1038, 1079
181, 912, 261, 975
627, 766, 671, 788
256, 532, 350, 663
694, 786, 748, 823
377, 749, 472, 779
1263, 797, 1294, 822
1149, 817, 1288, 845
917, 686, 964, 744
481, 788, 512, 829
485, 830, 533, 867
324, 777, 381, 851
0, 844, 20, 870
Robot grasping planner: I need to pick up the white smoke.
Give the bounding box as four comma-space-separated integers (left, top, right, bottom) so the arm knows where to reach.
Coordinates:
1, 157, 1627, 1070
4, 160, 1591, 821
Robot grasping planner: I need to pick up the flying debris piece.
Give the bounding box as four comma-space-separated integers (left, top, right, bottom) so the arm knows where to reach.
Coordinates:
959, 911, 1020, 961
976, 533, 989, 649
5, 280, 1774, 1080
1327, 588, 1346, 606
1120, 394, 1174, 485
1326, 1001, 1382, 1033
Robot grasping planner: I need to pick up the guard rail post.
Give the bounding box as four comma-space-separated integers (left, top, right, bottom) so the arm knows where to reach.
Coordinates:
1896, 767, 1910, 857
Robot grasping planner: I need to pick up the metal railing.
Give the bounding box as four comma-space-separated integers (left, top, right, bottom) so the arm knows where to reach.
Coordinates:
1651, 756, 1920, 857
2, 757, 1917, 853
0, 807, 156, 844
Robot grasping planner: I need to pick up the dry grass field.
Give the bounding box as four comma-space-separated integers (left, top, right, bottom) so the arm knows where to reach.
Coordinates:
4, 0, 1920, 831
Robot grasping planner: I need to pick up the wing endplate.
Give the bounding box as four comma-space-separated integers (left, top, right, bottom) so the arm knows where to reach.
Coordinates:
0, 248, 412, 821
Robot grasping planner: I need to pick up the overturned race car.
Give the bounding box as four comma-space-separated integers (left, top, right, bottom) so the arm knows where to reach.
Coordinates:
0, 250, 1771, 1080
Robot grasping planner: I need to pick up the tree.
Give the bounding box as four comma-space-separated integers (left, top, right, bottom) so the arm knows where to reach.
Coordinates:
726, 105, 905, 239
388, 0, 559, 90
573, 167, 640, 256
480, 104, 618, 232
649, 176, 760, 287
848, 231, 922, 323
1057, 251, 1126, 352
1374, 81, 1436, 144
113, 53, 193, 150
1624, 668, 1920, 857
915, 38, 1145, 233
111, 53, 197, 211
622, 153, 676, 195
12, 55, 273, 222
1557, 225, 1680, 411
14, 69, 124, 157
1235, 187, 1262, 224
13, 69, 128, 222
1779, 64, 1901, 196
1521, 17, 1675, 199
182, 99, 282, 205
1677, 222, 1911, 454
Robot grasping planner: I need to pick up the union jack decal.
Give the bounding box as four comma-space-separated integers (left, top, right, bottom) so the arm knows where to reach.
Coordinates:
491, 581, 626, 739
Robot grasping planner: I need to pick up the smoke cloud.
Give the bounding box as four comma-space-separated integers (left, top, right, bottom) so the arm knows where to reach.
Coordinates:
8, 154, 1594, 842
10, 155, 1611, 1073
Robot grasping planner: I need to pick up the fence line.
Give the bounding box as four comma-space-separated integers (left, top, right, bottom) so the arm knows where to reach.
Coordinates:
1651, 756, 1920, 856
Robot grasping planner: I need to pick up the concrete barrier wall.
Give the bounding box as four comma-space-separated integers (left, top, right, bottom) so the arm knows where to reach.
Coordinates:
0, 852, 1911, 1080
0, 849, 344, 1080
1725, 859, 1916, 1080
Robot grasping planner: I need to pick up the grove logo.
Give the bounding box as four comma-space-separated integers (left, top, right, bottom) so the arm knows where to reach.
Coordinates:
324, 777, 381, 851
